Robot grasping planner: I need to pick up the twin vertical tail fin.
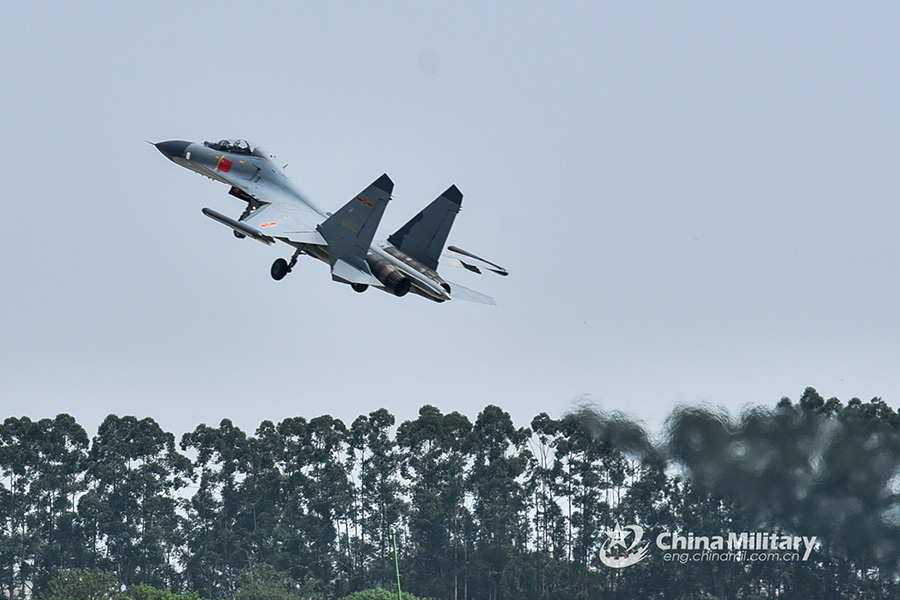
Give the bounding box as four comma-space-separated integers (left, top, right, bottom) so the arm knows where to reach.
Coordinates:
318, 173, 394, 285
388, 185, 462, 271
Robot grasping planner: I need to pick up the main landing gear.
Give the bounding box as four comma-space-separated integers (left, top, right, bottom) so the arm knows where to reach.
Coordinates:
271, 258, 290, 280
271, 248, 303, 281
234, 202, 256, 239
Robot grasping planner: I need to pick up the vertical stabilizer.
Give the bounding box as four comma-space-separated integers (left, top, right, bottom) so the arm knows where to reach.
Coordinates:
318, 174, 393, 273
388, 185, 462, 271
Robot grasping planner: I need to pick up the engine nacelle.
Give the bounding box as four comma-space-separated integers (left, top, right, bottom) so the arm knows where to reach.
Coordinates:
367, 255, 411, 297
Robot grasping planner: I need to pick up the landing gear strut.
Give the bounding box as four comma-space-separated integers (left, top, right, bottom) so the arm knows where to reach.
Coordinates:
271, 248, 303, 281
234, 203, 257, 239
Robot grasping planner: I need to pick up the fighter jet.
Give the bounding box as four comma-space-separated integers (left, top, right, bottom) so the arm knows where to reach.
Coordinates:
155, 139, 507, 304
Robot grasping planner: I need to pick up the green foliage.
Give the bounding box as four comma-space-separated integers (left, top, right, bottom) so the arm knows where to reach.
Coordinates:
81, 415, 190, 588
41, 569, 202, 600
43, 569, 122, 600
337, 589, 433, 600
233, 565, 327, 600
127, 583, 201, 600
7, 393, 900, 599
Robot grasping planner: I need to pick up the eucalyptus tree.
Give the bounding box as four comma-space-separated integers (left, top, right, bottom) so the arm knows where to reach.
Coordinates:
25, 415, 90, 589
527, 414, 566, 559
525, 413, 570, 599
0, 414, 89, 598
80, 415, 190, 589
466, 405, 531, 600
0, 476, 14, 599
180, 418, 254, 596
1, 416, 43, 599
396, 405, 473, 600
346, 409, 404, 591
277, 414, 353, 593
547, 416, 600, 574
242, 420, 289, 573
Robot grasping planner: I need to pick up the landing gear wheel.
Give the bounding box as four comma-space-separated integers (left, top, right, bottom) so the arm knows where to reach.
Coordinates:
271, 258, 290, 281
351, 283, 368, 293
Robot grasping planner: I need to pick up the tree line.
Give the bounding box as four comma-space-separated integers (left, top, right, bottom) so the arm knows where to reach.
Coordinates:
2, 390, 899, 599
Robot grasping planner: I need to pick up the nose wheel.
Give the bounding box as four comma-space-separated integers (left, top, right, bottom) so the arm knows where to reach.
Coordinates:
271, 248, 303, 281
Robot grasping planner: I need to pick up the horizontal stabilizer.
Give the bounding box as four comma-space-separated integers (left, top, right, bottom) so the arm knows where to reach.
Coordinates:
202, 208, 275, 245
331, 258, 382, 287
443, 245, 508, 276
447, 281, 496, 305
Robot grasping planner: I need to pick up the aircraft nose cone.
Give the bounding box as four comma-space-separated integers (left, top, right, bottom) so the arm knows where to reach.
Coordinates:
155, 140, 191, 160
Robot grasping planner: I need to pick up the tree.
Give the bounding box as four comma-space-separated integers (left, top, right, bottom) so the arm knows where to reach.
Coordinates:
180, 418, 254, 597
126, 583, 200, 600
79, 416, 190, 589
346, 409, 405, 591
466, 406, 530, 600
41, 569, 202, 600
397, 406, 473, 600
337, 589, 435, 600
232, 564, 326, 600
0, 415, 89, 598
278, 415, 353, 591
6, 396, 900, 599
41, 568, 122, 600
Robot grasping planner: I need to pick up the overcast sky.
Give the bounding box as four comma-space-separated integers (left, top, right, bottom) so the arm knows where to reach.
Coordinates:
2, 2, 898, 438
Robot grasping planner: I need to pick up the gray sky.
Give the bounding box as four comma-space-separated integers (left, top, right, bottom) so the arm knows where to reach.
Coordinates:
2, 2, 898, 437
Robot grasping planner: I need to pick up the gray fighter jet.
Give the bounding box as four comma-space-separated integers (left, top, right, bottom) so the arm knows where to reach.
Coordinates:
155, 139, 507, 304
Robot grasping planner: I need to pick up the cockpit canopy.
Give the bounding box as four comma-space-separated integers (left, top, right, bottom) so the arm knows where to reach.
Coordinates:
204, 139, 255, 155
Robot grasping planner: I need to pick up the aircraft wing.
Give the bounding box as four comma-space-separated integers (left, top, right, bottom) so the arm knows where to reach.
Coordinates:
238, 200, 327, 245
